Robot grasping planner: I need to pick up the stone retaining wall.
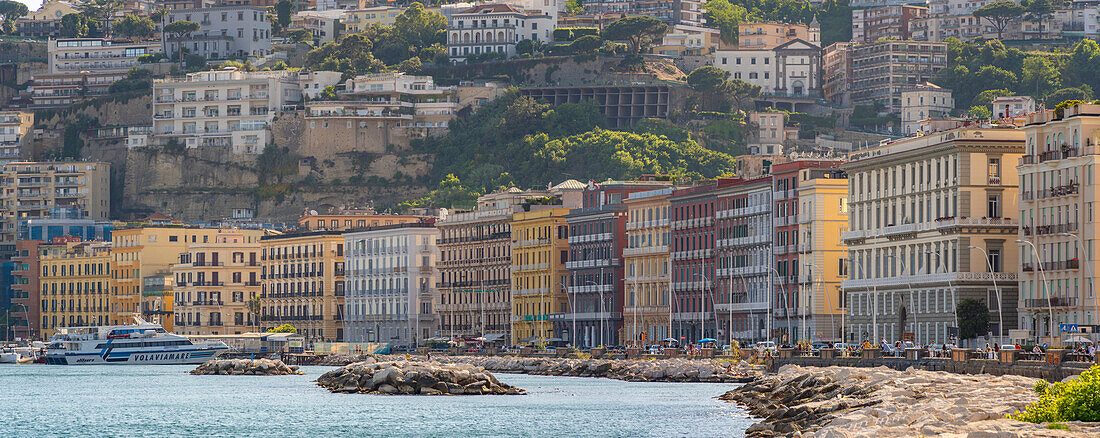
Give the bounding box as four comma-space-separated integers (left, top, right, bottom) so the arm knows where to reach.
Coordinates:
772, 352, 1095, 381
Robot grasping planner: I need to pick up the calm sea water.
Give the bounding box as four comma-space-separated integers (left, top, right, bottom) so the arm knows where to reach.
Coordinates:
0, 365, 753, 437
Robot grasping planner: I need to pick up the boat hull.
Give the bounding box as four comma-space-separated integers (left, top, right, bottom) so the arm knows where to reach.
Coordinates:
45, 347, 226, 365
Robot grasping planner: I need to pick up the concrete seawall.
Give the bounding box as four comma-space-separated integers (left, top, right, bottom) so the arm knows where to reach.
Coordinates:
770, 352, 1096, 381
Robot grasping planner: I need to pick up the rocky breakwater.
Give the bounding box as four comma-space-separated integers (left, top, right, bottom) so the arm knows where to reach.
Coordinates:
438, 356, 760, 383
316, 360, 525, 395
190, 359, 303, 375
721, 365, 1100, 437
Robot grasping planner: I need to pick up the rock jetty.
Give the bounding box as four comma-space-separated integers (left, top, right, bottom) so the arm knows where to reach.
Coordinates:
190, 358, 303, 375
436, 356, 760, 383
721, 365, 1100, 437
316, 360, 525, 395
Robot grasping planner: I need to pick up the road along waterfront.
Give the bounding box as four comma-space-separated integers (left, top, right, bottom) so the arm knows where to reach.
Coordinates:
1, 364, 754, 437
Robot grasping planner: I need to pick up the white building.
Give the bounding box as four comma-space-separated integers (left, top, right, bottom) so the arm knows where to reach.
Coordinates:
165, 6, 272, 60
344, 222, 440, 347
446, 3, 553, 63
297, 70, 344, 99
31, 38, 160, 107
713, 39, 822, 97
291, 10, 345, 44
130, 68, 301, 154
901, 82, 954, 135
1057, 8, 1100, 40
0, 112, 34, 161
991, 96, 1037, 120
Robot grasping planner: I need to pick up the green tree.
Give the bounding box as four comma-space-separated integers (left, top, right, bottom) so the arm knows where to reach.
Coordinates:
288, 28, 313, 44
516, 39, 537, 56
0, 0, 28, 34
726, 78, 762, 112
569, 34, 602, 54
304, 33, 384, 75
1045, 86, 1094, 107
974, 89, 1014, 107
566, 0, 583, 14
247, 297, 261, 331
275, 0, 294, 30
1021, 56, 1060, 98
973, 1, 1024, 40
76, 0, 124, 36
319, 85, 337, 100
957, 298, 990, 340
268, 324, 298, 333
164, 20, 200, 69
60, 13, 89, 38
602, 15, 668, 55
704, 0, 748, 44
397, 56, 422, 72
113, 14, 156, 38
687, 65, 730, 110
393, 2, 446, 50
1024, 0, 1055, 40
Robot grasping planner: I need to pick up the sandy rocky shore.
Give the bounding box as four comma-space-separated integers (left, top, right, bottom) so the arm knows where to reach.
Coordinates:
316, 359, 524, 395
190, 358, 303, 375
722, 365, 1100, 437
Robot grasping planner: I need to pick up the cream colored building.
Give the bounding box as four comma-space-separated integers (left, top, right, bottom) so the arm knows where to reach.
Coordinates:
735, 21, 820, 49
40, 240, 111, 338
623, 187, 673, 345
111, 226, 265, 329
46, 38, 159, 75
0, 112, 34, 160
172, 231, 262, 336
260, 231, 347, 342
133, 68, 302, 154
0, 161, 110, 256
436, 188, 549, 344
842, 126, 1023, 345
901, 82, 954, 135
1018, 103, 1100, 343
342, 6, 406, 33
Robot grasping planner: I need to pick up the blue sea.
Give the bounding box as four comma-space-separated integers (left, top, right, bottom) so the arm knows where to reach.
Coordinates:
0, 365, 753, 437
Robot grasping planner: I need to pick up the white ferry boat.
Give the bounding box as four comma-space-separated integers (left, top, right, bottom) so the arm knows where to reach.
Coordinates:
45, 316, 228, 365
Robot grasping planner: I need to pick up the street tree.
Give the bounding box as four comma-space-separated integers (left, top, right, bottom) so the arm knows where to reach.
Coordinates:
164, 20, 200, 69
956, 298, 990, 340
602, 15, 668, 55
973, 1, 1024, 40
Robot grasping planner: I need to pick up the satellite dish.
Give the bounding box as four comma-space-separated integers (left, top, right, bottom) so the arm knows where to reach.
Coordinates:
309, 210, 318, 215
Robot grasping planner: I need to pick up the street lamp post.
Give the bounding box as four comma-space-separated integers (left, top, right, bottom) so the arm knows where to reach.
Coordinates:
1017, 239, 1055, 344
848, 258, 878, 343
884, 254, 917, 344
694, 272, 721, 345
1060, 232, 1097, 338
925, 250, 959, 343
969, 245, 1004, 345
766, 266, 793, 344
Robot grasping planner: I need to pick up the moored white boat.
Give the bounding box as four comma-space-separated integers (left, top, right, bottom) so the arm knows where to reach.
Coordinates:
45, 315, 228, 365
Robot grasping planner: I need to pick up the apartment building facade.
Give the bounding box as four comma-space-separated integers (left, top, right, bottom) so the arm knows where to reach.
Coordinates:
669, 182, 718, 343
165, 6, 272, 59
510, 207, 571, 345
10, 240, 44, 339
0, 112, 34, 161
172, 231, 262, 336
623, 187, 673, 345
851, 5, 928, 43
735, 21, 819, 50
297, 209, 429, 231
136, 69, 302, 154
713, 39, 822, 97
901, 82, 954, 135
39, 240, 111, 338
344, 222, 440, 347
0, 161, 111, 257
714, 177, 774, 343
839, 40, 948, 113
436, 188, 545, 344
842, 126, 1023, 345
259, 231, 347, 342
1018, 103, 1100, 342
30, 38, 160, 107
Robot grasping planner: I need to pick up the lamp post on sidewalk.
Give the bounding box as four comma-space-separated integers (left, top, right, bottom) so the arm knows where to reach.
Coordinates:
1017, 239, 1055, 344
848, 258, 878, 343
969, 245, 1005, 345
1060, 232, 1097, 339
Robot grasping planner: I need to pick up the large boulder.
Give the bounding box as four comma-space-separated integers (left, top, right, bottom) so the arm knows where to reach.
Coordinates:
190, 359, 302, 376
316, 360, 524, 395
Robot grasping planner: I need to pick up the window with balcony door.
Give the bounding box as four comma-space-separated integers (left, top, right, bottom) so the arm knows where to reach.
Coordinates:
987, 194, 1001, 218
987, 249, 1001, 272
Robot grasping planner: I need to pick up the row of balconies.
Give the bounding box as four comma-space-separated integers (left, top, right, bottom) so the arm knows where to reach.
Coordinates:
567, 232, 613, 244
671, 217, 715, 230
623, 245, 668, 257
563, 258, 620, 270
625, 218, 670, 230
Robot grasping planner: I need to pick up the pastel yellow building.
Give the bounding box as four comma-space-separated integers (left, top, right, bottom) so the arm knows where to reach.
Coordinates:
172, 231, 263, 336
794, 164, 849, 342
111, 226, 265, 330
260, 230, 347, 342
510, 207, 571, 345
40, 240, 111, 338
342, 6, 406, 33
623, 187, 673, 345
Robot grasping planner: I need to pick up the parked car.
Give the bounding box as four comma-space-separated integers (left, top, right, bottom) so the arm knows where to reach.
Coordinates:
754, 341, 777, 353
810, 341, 831, 351
647, 345, 662, 355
